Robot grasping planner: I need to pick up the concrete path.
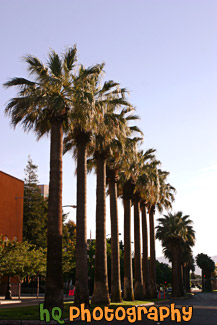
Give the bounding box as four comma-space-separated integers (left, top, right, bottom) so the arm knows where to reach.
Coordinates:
0, 296, 43, 309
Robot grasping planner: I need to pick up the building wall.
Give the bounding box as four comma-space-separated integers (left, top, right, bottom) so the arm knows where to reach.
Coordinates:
38, 184, 49, 198
0, 171, 24, 241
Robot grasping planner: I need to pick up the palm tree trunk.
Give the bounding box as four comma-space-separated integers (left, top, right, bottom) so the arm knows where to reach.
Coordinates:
202, 270, 205, 291
45, 120, 63, 310
123, 198, 134, 301
184, 265, 190, 293
108, 170, 122, 302
180, 264, 184, 295
171, 244, 183, 297
141, 203, 150, 298
91, 155, 110, 305
133, 198, 143, 299
74, 141, 89, 305
149, 205, 156, 298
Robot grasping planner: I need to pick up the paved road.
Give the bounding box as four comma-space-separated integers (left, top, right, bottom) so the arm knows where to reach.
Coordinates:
0, 292, 217, 324
72, 292, 217, 325
153, 292, 217, 325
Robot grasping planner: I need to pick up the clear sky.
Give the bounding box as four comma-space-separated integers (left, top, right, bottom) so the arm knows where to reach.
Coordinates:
1, 0, 217, 258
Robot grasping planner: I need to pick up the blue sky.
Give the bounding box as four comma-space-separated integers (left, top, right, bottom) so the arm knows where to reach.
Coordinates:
1, 0, 217, 258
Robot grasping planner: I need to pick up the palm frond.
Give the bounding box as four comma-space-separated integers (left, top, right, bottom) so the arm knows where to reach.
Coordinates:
24, 55, 49, 81
63, 46, 77, 72
3, 77, 36, 88
48, 50, 62, 77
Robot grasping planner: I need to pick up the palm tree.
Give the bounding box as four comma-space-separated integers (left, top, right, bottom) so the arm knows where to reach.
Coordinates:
119, 144, 145, 301
107, 166, 122, 302
146, 169, 175, 298
133, 191, 144, 299
89, 84, 134, 305
106, 122, 142, 302
4, 47, 77, 309
156, 211, 195, 297
196, 253, 215, 292
4, 46, 76, 309
135, 153, 159, 298
63, 63, 105, 305
106, 140, 127, 303
93, 148, 109, 305
140, 202, 150, 297
122, 178, 135, 301
181, 247, 195, 293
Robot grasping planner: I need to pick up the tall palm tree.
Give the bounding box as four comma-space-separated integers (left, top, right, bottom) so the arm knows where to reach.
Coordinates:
122, 178, 135, 301
107, 134, 142, 302
63, 63, 105, 305
133, 191, 144, 299
135, 153, 159, 299
156, 211, 195, 297
119, 145, 145, 301
89, 84, 134, 305
181, 247, 194, 293
146, 169, 175, 298
4, 47, 77, 309
146, 167, 161, 298
106, 140, 127, 303
107, 166, 122, 302
140, 202, 150, 297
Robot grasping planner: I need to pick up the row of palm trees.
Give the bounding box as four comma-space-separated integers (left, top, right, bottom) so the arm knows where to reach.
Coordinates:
4, 46, 192, 309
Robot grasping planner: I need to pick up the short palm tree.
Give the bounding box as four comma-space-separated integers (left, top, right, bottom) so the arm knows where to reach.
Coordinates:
4, 47, 77, 309
156, 211, 195, 297
196, 253, 215, 292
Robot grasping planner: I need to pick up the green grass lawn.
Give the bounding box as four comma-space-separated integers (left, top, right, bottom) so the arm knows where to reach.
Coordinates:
110, 300, 152, 307
0, 305, 42, 320
0, 300, 153, 320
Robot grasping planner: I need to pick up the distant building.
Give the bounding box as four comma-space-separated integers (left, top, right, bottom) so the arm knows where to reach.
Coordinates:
0, 171, 24, 296
0, 171, 24, 241
38, 184, 49, 198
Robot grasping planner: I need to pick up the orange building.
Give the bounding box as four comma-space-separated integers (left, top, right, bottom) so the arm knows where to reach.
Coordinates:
0, 171, 24, 241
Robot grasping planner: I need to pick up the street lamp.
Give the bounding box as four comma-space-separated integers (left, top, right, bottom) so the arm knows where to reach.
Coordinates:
62, 205, 77, 208
62, 205, 77, 222
106, 233, 121, 237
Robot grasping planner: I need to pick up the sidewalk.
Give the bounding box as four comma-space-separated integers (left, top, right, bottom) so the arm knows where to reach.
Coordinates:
0, 297, 43, 309
0, 296, 74, 309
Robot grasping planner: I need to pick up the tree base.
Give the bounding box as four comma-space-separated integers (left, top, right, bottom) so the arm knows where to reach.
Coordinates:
74, 280, 89, 307
134, 281, 144, 300
44, 288, 63, 311
91, 282, 110, 305
111, 284, 122, 302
